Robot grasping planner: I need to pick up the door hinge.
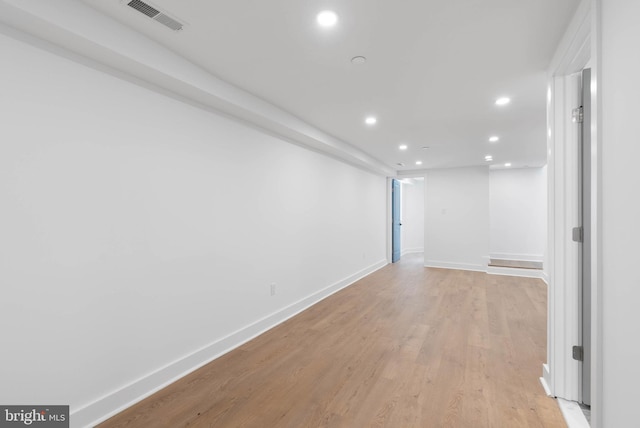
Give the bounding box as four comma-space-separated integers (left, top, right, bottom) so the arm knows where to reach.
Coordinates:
573, 345, 584, 361
572, 226, 583, 243
572, 106, 584, 123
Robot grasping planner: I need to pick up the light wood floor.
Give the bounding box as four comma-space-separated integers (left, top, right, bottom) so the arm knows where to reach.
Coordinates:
99, 254, 566, 428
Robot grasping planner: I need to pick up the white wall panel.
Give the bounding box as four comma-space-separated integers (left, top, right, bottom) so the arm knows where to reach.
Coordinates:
600, 0, 640, 425
489, 167, 546, 261
0, 32, 387, 426
424, 167, 489, 271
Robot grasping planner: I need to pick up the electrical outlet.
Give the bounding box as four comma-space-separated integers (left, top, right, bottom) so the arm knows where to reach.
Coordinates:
270, 283, 276, 296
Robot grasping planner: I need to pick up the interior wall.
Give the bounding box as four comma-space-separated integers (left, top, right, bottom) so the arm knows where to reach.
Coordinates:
401, 179, 424, 254
424, 166, 490, 270
0, 32, 387, 424
489, 167, 547, 261
600, 0, 640, 425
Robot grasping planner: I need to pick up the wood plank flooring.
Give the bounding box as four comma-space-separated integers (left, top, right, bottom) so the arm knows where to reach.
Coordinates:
99, 254, 566, 428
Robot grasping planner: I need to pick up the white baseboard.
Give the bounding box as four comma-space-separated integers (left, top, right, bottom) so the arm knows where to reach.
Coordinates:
539, 377, 552, 397
424, 260, 486, 272
73, 259, 388, 428
540, 363, 552, 397
489, 252, 543, 262
401, 248, 424, 256
542, 363, 552, 394
486, 265, 546, 279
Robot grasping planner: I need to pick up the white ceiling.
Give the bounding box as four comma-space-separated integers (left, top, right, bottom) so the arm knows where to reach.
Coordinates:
80, 0, 580, 173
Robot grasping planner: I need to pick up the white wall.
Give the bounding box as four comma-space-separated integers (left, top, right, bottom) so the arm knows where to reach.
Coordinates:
0, 32, 387, 426
424, 167, 489, 270
401, 178, 424, 254
600, 0, 640, 425
489, 167, 546, 261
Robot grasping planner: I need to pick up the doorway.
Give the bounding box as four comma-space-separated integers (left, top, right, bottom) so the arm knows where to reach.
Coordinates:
545, 2, 599, 418
392, 178, 401, 263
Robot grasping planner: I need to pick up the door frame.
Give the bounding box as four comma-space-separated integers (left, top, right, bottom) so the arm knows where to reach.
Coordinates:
387, 173, 427, 265
545, 0, 602, 425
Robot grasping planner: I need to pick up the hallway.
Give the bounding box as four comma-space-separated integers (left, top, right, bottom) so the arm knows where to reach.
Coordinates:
100, 255, 565, 427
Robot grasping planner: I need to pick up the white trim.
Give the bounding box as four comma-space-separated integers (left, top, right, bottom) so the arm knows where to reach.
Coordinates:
557, 399, 591, 428
549, 0, 592, 76
489, 253, 543, 262
486, 266, 545, 279
542, 363, 552, 394
549, 72, 582, 402
424, 260, 486, 272
539, 376, 552, 397
72, 260, 388, 428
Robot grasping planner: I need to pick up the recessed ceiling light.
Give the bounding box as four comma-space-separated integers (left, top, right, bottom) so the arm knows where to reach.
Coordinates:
399, 144, 408, 150
351, 56, 367, 65
495, 97, 511, 106
317, 10, 338, 27
365, 116, 377, 125
416, 161, 423, 165
489, 136, 499, 143
505, 163, 512, 167
485, 155, 493, 161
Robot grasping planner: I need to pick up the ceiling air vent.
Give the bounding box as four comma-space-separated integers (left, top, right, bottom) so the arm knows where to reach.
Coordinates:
126, 0, 184, 31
